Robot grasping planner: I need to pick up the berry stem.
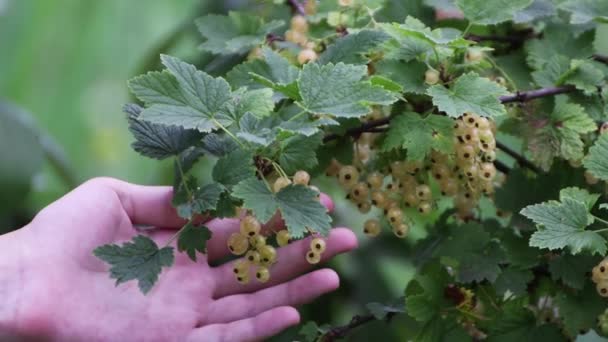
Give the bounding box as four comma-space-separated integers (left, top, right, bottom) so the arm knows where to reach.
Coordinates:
495, 141, 541, 174
592, 216, 608, 227
164, 219, 193, 248
175, 157, 193, 199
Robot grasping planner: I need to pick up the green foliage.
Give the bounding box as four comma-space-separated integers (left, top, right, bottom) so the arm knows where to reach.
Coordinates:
584, 134, 608, 181
177, 222, 212, 262
427, 72, 509, 118
93, 235, 174, 294
382, 113, 454, 160
456, 0, 533, 25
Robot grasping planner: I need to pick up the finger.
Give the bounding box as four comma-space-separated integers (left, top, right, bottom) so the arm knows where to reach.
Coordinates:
213, 228, 357, 298
91, 177, 186, 228
189, 306, 299, 342
205, 269, 338, 324
205, 193, 335, 263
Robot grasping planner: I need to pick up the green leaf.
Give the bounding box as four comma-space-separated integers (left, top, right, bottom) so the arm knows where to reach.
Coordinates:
278, 134, 323, 174
177, 222, 212, 262
374, 59, 427, 94
560, 187, 600, 210
427, 72, 509, 118
201, 133, 238, 157
93, 235, 174, 294
228, 88, 275, 120
124, 103, 203, 160
556, 284, 607, 336
275, 185, 332, 238
562, 60, 605, 95
559, 0, 608, 25
297, 62, 397, 118
366, 297, 406, 320
584, 134, 608, 181
319, 29, 390, 65
298, 321, 321, 342
232, 179, 332, 238
456, 0, 533, 25
232, 178, 277, 223
513, 0, 557, 23
369, 75, 403, 93
130, 55, 233, 132
531, 55, 571, 88
382, 114, 454, 160
493, 267, 533, 296
521, 197, 606, 255
226, 47, 298, 93
437, 224, 505, 282
525, 24, 594, 70
195, 12, 283, 55
173, 181, 224, 219
214, 191, 239, 218
212, 148, 255, 189
549, 254, 599, 290
236, 113, 277, 146
405, 262, 452, 322
380, 16, 462, 45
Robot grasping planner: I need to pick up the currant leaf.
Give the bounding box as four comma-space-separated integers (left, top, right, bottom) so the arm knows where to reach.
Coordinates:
212, 148, 255, 189
319, 29, 390, 65
456, 0, 533, 25
177, 222, 212, 262
382, 113, 454, 160
583, 134, 608, 181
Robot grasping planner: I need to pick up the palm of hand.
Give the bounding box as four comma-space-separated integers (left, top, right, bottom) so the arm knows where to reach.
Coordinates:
15, 178, 356, 342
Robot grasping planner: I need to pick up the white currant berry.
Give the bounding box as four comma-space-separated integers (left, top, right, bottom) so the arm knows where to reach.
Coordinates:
387, 207, 404, 226
293, 170, 311, 185
256, 266, 271, 283
227, 233, 249, 255
480, 163, 496, 181
240, 215, 261, 237
393, 223, 409, 238
600, 122, 608, 135
245, 250, 261, 264
338, 165, 359, 189
298, 49, 318, 64
403, 192, 419, 207
350, 182, 370, 201
415, 184, 432, 201
357, 201, 371, 213
370, 190, 387, 208
233, 259, 250, 276
306, 249, 321, 264
276, 230, 290, 247
363, 218, 381, 237
465, 48, 484, 63
290, 15, 308, 32
310, 237, 326, 253
273, 177, 292, 193
598, 280, 608, 297
236, 274, 250, 284
418, 201, 432, 215
585, 171, 599, 185
366, 172, 384, 190
425, 69, 440, 85
258, 245, 277, 265
249, 235, 266, 249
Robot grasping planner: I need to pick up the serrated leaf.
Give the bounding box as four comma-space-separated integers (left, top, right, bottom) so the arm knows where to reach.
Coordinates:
201, 133, 238, 157
297, 62, 397, 118
494, 267, 533, 296
173, 181, 224, 219
374, 59, 427, 94
124, 103, 203, 160
228, 88, 275, 120
380, 16, 462, 45
560, 187, 600, 210
513, 0, 557, 23
405, 262, 452, 322
236, 113, 277, 146
275, 185, 332, 238
382, 114, 454, 160
584, 134, 608, 181
177, 222, 212, 262
212, 148, 255, 189
93, 235, 174, 294
427, 72, 509, 118
319, 29, 390, 65
214, 191, 238, 218
298, 321, 321, 342
232, 178, 277, 223
278, 134, 323, 174
562, 60, 605, 95
559, 0, 608, 25
556, 284, 607, 336
521, 197, 606, 255
366, 297, 406, 320
456, 0, 533, 25
131, 55, 233, 132
549, 254, 598, 290
195, 12, 283, 55
525, 24, 594, 70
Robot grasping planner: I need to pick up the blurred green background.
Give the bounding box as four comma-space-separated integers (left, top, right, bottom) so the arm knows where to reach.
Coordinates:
0, 0, 418, 340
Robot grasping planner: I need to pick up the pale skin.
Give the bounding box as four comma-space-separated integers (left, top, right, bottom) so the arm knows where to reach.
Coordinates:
0, 177, 358, 341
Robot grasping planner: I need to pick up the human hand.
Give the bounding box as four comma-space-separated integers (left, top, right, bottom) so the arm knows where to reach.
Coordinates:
0, 177, 357, 341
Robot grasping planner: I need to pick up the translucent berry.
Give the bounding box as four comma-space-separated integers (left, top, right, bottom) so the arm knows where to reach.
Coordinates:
482, 150, 496, 163
480, 163, 496, 181
255, 266, 270, 283
432, 164, 451, 181
370, 190, 387, 208
597, 281, 608, 297
290, 15, 308, 32
293, 170, 311, 185
393, 223, 409, 238
366, 172, 384, 190
233, 259, 249, 276
249, 234, 266, 249
404, 160, 423, 174
236, 274, 250, 284
440, 178, 458, 196
273, 177, 292, 193
585, 171, 599, 185
298, 49, 318, 64
258, 245, 277, 265
310, 238, 327, 253
390, 161, 405, 178
245, 250, 261, 264
228, 233, 249, 255
425, 69, 440, 85
276, 230, 290, 247
462, 164, 478, 179
415, 184, 432, 201
325, 158, 342, 177
418, 201, 432, 215
306, 250, 321, 264
465, 48, 484, 63
456, 144, 475, 162
357, 201, 371, 213
387, 207, 404, 226
600, 122, 608, 135
476, 117, 490, 130
350, 182, 370, 201
363, 219, 381, 237
338, 165, 359, 189
240, 215, 261, 237
403, 192, 419, 207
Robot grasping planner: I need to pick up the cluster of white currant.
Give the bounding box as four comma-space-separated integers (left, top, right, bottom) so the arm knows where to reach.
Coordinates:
327, 112, 499, 237
285, 14, 318, 64
592, 258, 608, 297
230, 170, 327, 284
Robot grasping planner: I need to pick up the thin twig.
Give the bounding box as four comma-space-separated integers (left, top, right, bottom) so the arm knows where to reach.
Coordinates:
320, 314, 377, 342
593, 54, 608, 65
496, 141, 541, 173
287, 0, 306, 15
498, 85, 575, 103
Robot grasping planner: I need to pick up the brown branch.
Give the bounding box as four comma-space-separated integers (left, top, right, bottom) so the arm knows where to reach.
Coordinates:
287, 0, 306, 15
323, 117, 391, 143
593, 54, 608, 65
466, 29, 539, 46
320, 314, 377, 342
495, 141, 540, 173
498, 85, 576, 103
